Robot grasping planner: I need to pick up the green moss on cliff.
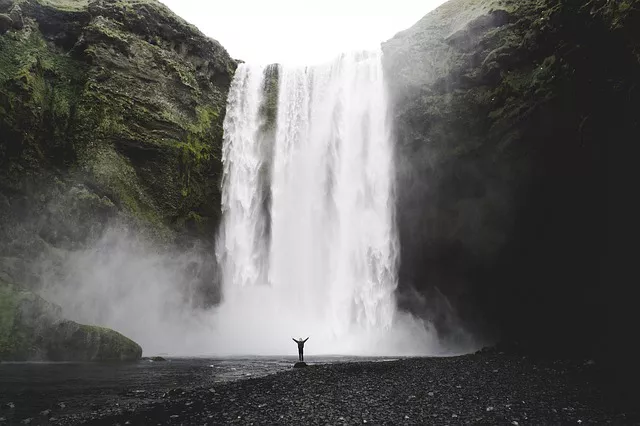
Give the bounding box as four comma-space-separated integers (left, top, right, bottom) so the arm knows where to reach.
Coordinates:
35, 0, 89, 12
592, 0, 638, 28
85, 146, 167, 233
0, 0, 234, 359
1, 278, 59, 360
86, 15, 129, 47
0, 26, 88, 183
0, 281, 22, 357
1, 0, 236, 242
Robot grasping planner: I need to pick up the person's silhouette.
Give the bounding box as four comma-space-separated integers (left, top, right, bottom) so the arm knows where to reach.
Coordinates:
292, 337, 309, 361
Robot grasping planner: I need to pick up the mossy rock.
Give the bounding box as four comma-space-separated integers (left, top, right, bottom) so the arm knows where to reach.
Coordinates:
0, 0, 237, 243
47, 322, 142, 362
0, 278, 142, 362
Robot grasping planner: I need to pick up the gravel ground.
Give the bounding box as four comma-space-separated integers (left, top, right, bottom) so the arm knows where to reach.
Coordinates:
29, 350, 635, 425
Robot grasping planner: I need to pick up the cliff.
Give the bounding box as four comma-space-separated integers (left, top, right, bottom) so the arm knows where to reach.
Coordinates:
1, 0, 236, 360
383, 0, 638, 391
0, 0, 236, 242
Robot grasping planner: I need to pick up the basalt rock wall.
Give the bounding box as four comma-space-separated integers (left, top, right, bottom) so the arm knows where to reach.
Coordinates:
383, 0, 638, 388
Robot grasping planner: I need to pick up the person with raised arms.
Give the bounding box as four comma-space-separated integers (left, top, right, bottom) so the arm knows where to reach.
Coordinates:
292, 337, 309, 362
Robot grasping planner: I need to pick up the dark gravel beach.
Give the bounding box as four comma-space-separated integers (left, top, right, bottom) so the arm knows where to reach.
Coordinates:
28, 350, 638, 425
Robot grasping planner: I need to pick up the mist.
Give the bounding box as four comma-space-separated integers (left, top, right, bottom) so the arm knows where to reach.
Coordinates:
37, 227, 220, 356
30, 222, 477, 357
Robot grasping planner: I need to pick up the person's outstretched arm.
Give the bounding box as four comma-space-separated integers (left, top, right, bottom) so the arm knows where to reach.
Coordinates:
292, 338, 299, 343
303, 337, 309, 342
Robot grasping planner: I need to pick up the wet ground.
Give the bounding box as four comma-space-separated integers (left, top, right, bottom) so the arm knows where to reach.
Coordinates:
2, 352, 639, 425
68, 352, 640, 425
0, 356, 394, 424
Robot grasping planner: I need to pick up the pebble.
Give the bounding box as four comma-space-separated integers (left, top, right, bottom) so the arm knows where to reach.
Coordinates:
16, 352, 639, 425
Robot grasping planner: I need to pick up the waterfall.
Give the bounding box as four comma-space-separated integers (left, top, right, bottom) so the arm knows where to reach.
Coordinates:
215, 50, 438, 355
218, 64, 270, 293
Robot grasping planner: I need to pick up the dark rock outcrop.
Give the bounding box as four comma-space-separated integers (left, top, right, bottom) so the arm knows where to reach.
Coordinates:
383, 0, 638, 392
0, 13, 12, 34
1, 278, 142, 361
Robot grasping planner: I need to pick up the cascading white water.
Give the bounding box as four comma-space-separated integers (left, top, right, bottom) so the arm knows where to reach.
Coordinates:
215, 50, 440, 356
218, 64, 270, 293
270, 51, 397, 335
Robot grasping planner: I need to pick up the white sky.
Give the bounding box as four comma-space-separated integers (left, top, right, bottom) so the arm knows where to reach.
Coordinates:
159, 0, 447, 65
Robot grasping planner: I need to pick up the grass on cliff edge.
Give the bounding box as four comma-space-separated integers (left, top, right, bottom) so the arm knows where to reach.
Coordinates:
34, 0, 89, 11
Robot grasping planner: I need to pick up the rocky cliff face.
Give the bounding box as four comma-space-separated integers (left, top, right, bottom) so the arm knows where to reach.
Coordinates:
1, 0, 236, 360
0, 0, 236, 242
383, 0, 638, 389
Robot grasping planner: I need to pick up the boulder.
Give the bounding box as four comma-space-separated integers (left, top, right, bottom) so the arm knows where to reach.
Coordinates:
293, 362, 308, 368
47, 322, 142, 362
0, 13, 12, 33
0, 278, 142, 362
